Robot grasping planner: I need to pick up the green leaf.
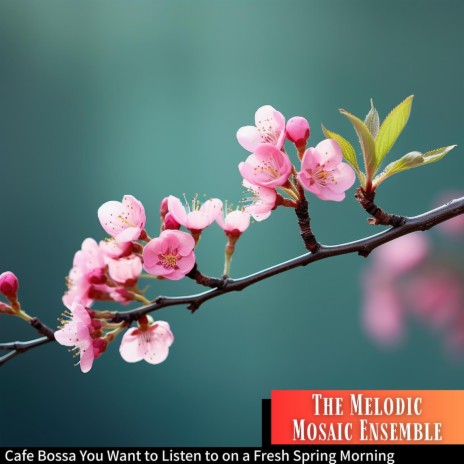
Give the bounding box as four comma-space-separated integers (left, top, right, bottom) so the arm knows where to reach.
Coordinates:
422, 145, 457, 164
321, 124, 359, 171
364, 98, 380, 139
373, 145, 457, 187
339, 109, 376, 183
374, 95, 414, 172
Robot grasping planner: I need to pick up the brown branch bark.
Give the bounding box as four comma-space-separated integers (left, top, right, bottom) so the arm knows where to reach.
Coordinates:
294, 187, 320, 252
1, 196, 464, 365
187, 263, 227, 288
355, 187, 405, 226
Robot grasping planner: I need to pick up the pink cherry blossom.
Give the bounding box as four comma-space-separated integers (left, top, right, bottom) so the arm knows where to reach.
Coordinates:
74, 238, 106, 278
98, 195, 146, 243
216, 209, 251, 237
143, 230, 196, 280
373, 233, 429, 275
286, 116, 310, 147
237, 105, 286, 152
107, 255, 143, 286
407, 271, 461, 327
167, 195, 222, 232
63, 266, 92, 309
362, 275, 404, 347
120, 319, 174, 365
55, 301, 95, 373
242, 180, 276, 221
0, 271, 19, 298
63, 238, 107, 309
297, 139, 355, 201
238, 143, 292, 188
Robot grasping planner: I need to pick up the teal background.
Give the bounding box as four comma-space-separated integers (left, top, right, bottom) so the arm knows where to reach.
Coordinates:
0, 0, 463, 446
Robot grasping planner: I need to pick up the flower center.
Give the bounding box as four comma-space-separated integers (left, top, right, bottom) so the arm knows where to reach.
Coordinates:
244, 187, 262, 206
307, 165, 333, 187
157, 247, 181, 270
117, 213, 136, 227
255, 158, 280, 180
183, 193, 203, 213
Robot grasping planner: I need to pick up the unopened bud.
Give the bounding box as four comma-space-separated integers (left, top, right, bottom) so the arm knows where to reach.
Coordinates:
93, 338, 107, 358
286, 116, 310, 148
160, 197, 169, 219
0, 271, 19, 299
88, 268, 107, 285
163, 213, 181, 231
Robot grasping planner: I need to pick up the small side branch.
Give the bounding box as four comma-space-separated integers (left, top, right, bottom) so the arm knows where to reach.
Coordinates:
187, 264, 227, 289
30, 317, 56, 339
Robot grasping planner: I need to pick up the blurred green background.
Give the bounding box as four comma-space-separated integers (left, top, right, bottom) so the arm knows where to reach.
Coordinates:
0, 0, 463, 446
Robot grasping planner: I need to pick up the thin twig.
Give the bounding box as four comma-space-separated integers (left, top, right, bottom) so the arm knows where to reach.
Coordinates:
0, 337, 53, 366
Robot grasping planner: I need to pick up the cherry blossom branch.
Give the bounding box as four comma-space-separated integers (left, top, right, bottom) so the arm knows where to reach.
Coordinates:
1, 196, 463, 366
109, 195, 464, 321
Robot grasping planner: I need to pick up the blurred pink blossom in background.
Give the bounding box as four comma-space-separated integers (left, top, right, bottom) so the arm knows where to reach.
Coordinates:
361, 209, 464, 356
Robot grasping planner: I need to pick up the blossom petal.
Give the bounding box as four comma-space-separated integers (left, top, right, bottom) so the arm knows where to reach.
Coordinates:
328, 163, 356, 193
98, 195, 145, 241
237, 126, 262, 152
314, 139, 343, 167
119, 328, 144, 363
71, 302, 92, 325
184, 211, 210, 230
199, 198, 223, 220
223, 211, 250, 232
115, 227, 142, 243
144, 343, 170, 364
250, 211, 271, 221
255, 105, 285, 132
173, 252, 196, 274
79, 340, 95, 373
315, 188, 346, 202
167, 196, 187, 226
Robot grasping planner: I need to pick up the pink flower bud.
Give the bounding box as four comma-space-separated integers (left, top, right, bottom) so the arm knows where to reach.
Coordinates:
0, 271, 19, 298
163, 213, 181, 230
160, 197, 169, 218
91, 319, 103, 330
88, 268, 107, 285
286, 116, 310, 147
93, 338, 107, 358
